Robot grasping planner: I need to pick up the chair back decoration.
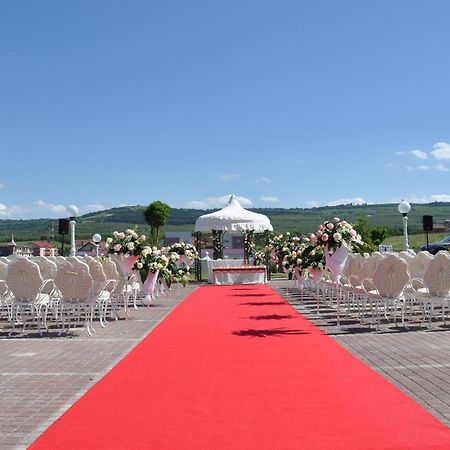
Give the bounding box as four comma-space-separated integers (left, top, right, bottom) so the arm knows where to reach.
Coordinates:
373, 254, 409, 298
54, 261, 93, 302
84, 258, 108, 295
6, 257, 43, 301
423, 252, 450, 296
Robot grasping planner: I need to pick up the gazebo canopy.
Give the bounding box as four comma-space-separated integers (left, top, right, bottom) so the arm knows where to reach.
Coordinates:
194, 195, 273, 233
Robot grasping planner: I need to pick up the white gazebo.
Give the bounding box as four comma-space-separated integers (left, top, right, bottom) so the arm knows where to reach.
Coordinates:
194, 194, 273, 233
194, 195, 273, 282
194, 195, 273, 266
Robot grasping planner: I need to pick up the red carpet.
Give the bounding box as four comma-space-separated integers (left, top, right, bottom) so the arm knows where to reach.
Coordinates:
29, 285, 450, 449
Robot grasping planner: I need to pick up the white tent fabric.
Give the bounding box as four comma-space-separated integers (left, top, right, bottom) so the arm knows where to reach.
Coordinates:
194, 195, 273, 232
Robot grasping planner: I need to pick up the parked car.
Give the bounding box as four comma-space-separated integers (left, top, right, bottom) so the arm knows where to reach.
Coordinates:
419, 235, 450, 254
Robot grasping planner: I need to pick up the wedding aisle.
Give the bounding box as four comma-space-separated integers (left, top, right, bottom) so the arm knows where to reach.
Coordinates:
29, 285, 450, 449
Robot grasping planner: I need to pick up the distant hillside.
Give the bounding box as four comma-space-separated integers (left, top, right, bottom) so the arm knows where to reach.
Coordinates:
0, 202, 449, 242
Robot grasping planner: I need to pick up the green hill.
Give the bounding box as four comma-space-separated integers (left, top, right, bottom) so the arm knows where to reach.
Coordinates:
0, 202, 449, 244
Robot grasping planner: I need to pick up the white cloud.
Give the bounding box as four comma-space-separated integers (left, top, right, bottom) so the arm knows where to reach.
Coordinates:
255, 176, 271, 184
219, 173, 239, 181
435, 164, 450, 172
405, 194, 450, 203
306, 199, 367, 207
327, 197, 366, 206
431, 142, 450, 160
185, 195, 253, 209
185, 200, 209, 209
0, 203, 9, 216
259, 196, 279, 203
407, 164, 449, 172
0, 203, 23, 217
33, 200, 66, 214
0, 182, 4, 189
410, 149, 428, 160
85, 203, 105, 212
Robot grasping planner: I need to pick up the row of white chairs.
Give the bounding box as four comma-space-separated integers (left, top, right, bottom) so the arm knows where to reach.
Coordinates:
294, 251, 450, 331
0, 255, 168, 336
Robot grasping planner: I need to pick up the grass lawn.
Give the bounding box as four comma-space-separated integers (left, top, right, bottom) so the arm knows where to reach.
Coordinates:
382, 232, 448, 252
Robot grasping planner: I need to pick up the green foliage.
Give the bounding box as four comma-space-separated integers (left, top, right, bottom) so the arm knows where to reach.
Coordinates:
143, 201, 171, 245
370, 225, 390, 246
354, 215, 390, 253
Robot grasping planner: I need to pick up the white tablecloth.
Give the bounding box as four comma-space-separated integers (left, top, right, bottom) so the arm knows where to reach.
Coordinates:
213, 267, 267, 285
207, 259, 244, 283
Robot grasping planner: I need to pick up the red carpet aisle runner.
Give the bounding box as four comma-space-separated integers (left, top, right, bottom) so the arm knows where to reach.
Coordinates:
29, 285, 450, 450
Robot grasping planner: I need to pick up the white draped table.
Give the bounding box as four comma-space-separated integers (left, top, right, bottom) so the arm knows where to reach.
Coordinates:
212, 265, 267, 285
207, 259, 244, 283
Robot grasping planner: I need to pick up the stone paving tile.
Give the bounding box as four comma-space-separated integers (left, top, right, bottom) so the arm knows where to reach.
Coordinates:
0, 284, 198, 450
272, 280, 450, 428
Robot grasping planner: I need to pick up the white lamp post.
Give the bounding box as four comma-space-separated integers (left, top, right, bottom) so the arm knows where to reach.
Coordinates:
92, 233, 102, 258
398, 200, 411, 251
67, 205, 79, 257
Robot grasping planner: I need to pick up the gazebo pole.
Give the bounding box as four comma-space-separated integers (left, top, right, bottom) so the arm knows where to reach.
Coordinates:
194, 231, 201, 281
212, 230, 224, 260
265, 230, 271, 281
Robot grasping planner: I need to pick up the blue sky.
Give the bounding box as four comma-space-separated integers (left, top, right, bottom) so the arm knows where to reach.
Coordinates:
1, 0, 449, 219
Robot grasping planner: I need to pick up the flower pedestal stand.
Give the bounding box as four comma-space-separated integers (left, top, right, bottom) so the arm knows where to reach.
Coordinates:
111, 254, 138, 319
324, 243, 349, 328
138, 270, 159, 306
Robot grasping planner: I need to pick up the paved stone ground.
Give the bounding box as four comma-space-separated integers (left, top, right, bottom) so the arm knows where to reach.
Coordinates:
1, 280, 449, 449
272, 279, 450, 428
0, 284, 198, 450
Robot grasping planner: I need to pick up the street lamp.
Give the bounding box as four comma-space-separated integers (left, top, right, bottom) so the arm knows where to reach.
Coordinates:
398, 200, 411, 251
92, 233, 102, 258
67, 205, 79, 257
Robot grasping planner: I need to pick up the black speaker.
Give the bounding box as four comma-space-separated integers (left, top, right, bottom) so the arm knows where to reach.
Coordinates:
423, 215, 433, 232
58, 218, 70, 235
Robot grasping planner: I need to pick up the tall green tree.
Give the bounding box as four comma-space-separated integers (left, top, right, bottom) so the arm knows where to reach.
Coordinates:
354, 214, 389, 253
144, 201, 171, 245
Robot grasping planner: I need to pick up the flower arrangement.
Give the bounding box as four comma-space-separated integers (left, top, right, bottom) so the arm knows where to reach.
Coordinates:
309, 217, 363, 252
267, 232, 292, 269
105, 229, 147, 256
134, 246, 169, 281
267, 232, 310, 272
298, 245, 326, 270
173, 267, 190, 286
253, 250, 267, 266
167, 242, 199, 260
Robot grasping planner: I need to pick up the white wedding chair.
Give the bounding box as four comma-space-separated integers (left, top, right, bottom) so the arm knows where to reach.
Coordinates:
5, 257, 54, 335
346, 254, 375, 320
410, 252, 450, 329
54, 260, 97, 335
83, 257, 116, 326
35, 257, 57, 280
361, 254, 410, 330
101, 259, 125, 317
